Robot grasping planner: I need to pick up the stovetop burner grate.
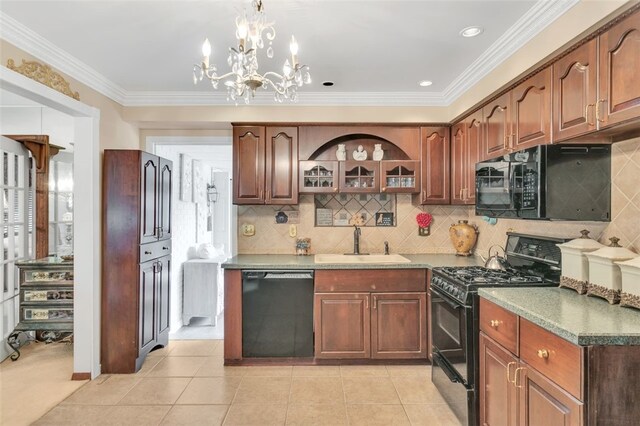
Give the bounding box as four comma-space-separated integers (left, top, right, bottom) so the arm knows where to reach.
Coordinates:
437, 266, 544, 285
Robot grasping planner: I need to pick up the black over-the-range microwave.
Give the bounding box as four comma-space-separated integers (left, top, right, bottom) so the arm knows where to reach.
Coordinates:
475, 145, 611, 221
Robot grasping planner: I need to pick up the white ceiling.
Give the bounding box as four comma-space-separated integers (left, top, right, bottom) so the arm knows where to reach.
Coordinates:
0, 0, 580, 106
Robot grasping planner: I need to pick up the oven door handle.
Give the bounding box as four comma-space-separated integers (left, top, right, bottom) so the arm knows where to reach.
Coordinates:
433, 351, 462, 384
431, 287, 466, 310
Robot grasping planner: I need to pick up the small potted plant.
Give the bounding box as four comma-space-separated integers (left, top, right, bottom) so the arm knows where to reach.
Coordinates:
416, 212, 433, 236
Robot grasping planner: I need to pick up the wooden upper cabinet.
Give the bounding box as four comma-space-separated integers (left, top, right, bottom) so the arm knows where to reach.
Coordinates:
158, 158, 172, 240
339, 160, 380, 193
299, 160, 339, 193
140, 152, 159, 244
511, 67, 552, 150
450, 122, 466, 205
265, 127, 298, 204
465, 110, 483, 204
553, 39, 599, 141
420, 126, 450, 204
599, 11, 640, 128
482, 92, 511, 160
380, 160, 420, 193
233, 126, 265, 204
233, 126, 297, 205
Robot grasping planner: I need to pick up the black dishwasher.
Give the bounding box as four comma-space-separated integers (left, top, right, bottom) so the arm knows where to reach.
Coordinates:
242, 270, 314, 357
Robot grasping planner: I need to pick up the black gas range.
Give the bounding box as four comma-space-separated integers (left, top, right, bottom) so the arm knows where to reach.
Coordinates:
430, 232, 570, 426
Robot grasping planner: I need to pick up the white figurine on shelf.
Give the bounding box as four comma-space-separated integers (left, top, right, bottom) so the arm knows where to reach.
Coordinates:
372, 144, 384, 161
352, 145, 368, 161
336, 144, 347, 161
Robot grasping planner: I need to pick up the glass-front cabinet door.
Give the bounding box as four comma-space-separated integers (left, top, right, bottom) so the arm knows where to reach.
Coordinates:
339, 161, 380, 193
299, 161, 339, 193
380, 160, 420, 193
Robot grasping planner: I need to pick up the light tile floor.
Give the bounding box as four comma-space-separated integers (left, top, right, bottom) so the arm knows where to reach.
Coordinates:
31, 339, 461, 425
0, 341, 88, 426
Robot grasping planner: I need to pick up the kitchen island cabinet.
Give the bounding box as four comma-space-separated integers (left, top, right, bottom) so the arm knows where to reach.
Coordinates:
479, 288, 640, 425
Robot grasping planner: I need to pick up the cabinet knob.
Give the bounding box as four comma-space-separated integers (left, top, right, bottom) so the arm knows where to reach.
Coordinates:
333, 187, 338, 192
537, 349, 550, 359
490, 319, 500, 328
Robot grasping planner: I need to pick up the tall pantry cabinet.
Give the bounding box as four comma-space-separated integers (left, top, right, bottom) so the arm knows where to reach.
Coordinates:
102, 150, 173, 374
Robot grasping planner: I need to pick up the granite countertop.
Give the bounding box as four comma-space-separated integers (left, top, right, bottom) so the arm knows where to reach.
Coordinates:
479, 287, 640, 346
222, 254, 483, 270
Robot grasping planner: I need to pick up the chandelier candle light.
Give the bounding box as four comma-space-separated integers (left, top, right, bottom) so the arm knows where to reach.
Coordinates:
193, 0, 311, 103
416, 212, 433, 236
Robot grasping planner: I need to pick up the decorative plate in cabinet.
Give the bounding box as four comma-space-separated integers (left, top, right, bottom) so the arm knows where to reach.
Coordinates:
617, 257, 640, 310
557, 230, 604, 294
585, 237, 637, 304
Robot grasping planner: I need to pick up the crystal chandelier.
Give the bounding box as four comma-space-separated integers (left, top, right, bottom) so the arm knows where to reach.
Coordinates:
193, 0, 311, 103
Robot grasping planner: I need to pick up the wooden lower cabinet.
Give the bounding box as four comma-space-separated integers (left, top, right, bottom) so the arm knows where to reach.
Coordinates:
479, 333, 518, 426
371, 292, 427, 359
314, 293, 371, 359
519, 362, 583, 426
480, 332, 583, 426
314, 291, 427, 360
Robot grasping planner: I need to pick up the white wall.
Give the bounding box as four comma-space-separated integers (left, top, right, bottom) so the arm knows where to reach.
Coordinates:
0, 105, 75, 151
153, 139, 233, 331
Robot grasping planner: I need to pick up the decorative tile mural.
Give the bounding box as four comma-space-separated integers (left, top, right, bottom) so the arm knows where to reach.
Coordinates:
314, 193, 396, 227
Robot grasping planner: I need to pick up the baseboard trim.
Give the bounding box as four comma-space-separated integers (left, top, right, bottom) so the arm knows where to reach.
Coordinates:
71, 372, 91, 381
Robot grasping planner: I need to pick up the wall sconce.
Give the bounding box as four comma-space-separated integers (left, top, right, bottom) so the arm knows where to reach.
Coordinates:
206, 182, 219, 206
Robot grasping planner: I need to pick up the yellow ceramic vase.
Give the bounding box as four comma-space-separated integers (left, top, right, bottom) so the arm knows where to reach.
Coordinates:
449, 220, 479, 256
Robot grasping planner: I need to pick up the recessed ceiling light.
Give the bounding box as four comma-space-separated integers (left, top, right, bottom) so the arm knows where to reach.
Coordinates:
322, 81, 334, 87
460, 26, 484, 38
419, 80, 433, 87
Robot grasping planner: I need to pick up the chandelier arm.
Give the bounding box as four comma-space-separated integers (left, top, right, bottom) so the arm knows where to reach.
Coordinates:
261, 77, 288, 95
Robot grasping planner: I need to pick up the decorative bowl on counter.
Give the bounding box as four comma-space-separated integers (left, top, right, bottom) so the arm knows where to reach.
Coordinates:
585, 237, 637, 304
617, 257, 640, 310
557, 230, 604, 294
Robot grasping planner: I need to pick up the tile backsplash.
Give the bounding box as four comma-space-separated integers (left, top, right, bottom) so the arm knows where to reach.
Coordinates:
237, 137, 640, 256
237, 195, 472, 255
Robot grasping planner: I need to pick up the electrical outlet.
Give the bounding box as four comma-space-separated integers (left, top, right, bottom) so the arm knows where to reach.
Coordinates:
289, 224, 297, 238
242, 223, 255, 236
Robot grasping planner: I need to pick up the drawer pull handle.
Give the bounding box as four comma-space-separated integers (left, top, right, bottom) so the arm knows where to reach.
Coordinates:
490, 320, 501, 328
537, 349, 550, 359
506, 361, 516, 384
144, 251, 152, 255
162, 247, 169, 250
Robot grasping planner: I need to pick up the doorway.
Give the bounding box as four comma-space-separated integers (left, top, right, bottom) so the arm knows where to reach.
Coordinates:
1, 67, 100, 377
148, 137, 235, 340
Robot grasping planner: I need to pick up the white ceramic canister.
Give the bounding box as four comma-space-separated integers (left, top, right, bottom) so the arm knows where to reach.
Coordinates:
557, 230, 604, 294
617, 256, 640, 310
585, 237, 637, 304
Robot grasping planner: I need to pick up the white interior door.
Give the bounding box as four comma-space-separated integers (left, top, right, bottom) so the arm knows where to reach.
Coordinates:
0, 135, 34, 361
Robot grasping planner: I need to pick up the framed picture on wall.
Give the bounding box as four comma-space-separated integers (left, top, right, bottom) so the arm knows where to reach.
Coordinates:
180, 154, 193, 202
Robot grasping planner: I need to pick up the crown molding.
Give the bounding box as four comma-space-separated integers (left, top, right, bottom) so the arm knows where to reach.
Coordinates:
442, 0, 580, 103
0, 11, 127, 104
122, 91, 448, 107
1, 0, 576, 108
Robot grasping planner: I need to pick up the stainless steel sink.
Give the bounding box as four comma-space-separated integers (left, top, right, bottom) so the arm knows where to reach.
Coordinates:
314, 253, 411, 264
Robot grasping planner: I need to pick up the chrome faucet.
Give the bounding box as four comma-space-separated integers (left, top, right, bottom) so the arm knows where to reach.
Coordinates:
353, 225, 361, 255
384, 241, 389, 255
